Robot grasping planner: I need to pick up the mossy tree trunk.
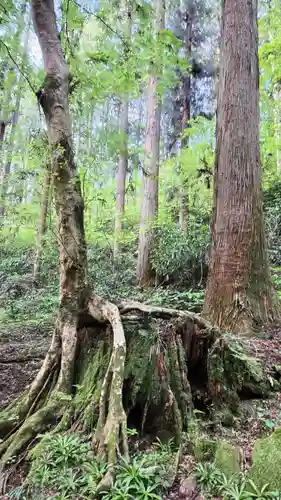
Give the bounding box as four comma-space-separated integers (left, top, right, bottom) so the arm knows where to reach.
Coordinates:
0, 0, 276, 494
33, 164, 52, 280
203, 0, 280, 334
0, 0, 128, 487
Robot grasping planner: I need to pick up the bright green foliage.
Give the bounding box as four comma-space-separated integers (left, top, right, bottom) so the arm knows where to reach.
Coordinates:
195, 462, 223, 494
14, 432, 173, 499
25, 433, 107, 499
101, 454, 167, 500
214, 441, 242, 479
194, 462, 279, 499
247, 428, 281, 492
151, 219, 209, 286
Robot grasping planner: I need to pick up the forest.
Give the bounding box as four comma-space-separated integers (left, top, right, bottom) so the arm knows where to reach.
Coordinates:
1, 0, 281, 498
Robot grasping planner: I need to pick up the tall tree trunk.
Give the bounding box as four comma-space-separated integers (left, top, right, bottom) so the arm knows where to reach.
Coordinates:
0, 122, 6, 154
136, 0, 165, 286
0, 1, 128, 481
33, 165, 52, 280
169, 0, 191, 234
0, 62, 8, 154
273, 82, 281, 173
114, 99, 129, 258
0, 1, 29, 218
203, 0, 280, 334
113, 0, 132, 259
178, 0, 192, 233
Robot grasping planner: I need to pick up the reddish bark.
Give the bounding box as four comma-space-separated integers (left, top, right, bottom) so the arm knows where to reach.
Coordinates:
203, 0, 280, 333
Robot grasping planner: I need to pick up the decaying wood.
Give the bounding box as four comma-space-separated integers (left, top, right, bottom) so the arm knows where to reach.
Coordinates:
118, 300, 217, 332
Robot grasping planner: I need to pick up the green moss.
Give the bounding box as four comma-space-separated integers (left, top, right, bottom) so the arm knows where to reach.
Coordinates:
247, 428, 281, 491
208, 337, 270, 412
187, 417, 217, 462
214, 441, 242, 478
124, 322, 160, 406
192, 436, 217, 462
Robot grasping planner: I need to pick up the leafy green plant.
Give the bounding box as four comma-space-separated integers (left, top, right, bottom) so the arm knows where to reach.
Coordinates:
7, 486, 28, 499
222, 480, 250, 500
153, 436, 175, 454
151, 219, 210, 289
115, 455, 161, 490
127, 427, 138, 437
29, 433, 91, 470
26, 431, 171, 500
245, 479, 280, 499
27, 433, 106, 498
195, 462, 222, 493
102, 449, 171, 500
102, 487, 132, 500
194, 462, 280, 500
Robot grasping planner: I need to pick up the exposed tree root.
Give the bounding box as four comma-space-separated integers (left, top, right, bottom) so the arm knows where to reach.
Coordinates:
0, 328, 61, 441
89, 295, 128, 491
118, 299, 217, 332
0, 297, 273, 495
0, 322, 73, 474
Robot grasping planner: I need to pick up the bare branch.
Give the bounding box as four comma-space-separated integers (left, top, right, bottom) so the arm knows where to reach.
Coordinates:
71, 0, 127, 46
0, 40, 37, 95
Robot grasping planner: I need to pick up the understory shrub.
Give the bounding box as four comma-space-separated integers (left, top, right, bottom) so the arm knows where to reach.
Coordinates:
10, 432, 173, 499
151, 219, 210, 287
195, 462, 280, 499
264, 182, 281, 266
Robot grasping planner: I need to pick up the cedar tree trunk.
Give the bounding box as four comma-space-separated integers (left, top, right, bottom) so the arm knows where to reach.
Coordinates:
113, 0, 132, 259
136, 0, 165, 286
203, 0, 280, 334
178, 0, 191, 233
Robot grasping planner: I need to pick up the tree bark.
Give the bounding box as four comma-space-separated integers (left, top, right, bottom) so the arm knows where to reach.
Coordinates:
113, 0, 132, 259
114, 100, 129, 258
0, 122, 6, 153
203, 0, 280, 334
0, 1, 29, 218
0, 62, 8, 155
178, 0, 192, 233
136, 0, 165, 286
273, 82, 281, 173
33, 165, 52, 280
0, 0, 129, 481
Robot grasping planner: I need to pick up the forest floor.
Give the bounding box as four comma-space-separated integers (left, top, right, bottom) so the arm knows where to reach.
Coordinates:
1, 322, 281, 499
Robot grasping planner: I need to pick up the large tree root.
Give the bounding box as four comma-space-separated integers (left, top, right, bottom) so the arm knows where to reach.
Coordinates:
118, 300, 217, 332
89, 296, 128, 491
0, 297, 272, 495
0, 294, 129, 491
0, 319, 76, 473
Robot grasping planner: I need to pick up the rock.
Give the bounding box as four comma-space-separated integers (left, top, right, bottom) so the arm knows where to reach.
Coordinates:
214, 441, 242, 478
220, 408, 235, 427
247, 428, 281, 491
208, 338, 271, 412
179, 475, 197, 498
